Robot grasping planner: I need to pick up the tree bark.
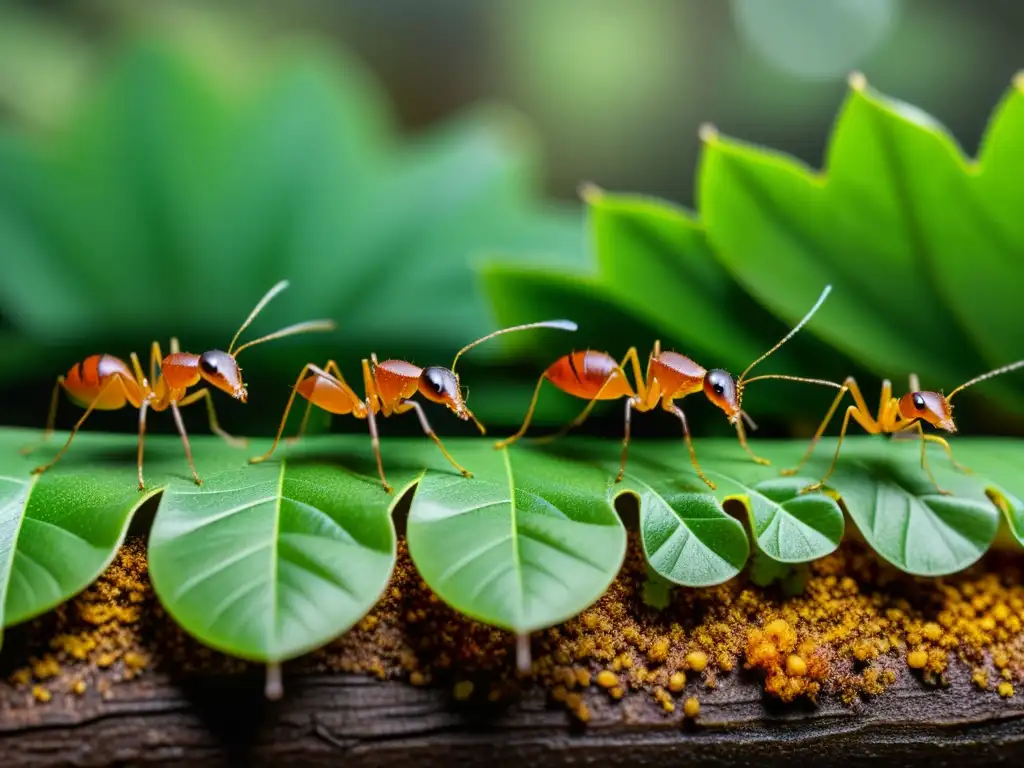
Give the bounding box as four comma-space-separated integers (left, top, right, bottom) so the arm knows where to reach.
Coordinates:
1, 662, 1022, 767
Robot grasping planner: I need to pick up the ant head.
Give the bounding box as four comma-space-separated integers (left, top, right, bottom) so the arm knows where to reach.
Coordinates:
704, 369, 740, 423
899, 391, 955, 432
418, 366, 486, 434
419, 367, 467, 416
199, 350, 247, 402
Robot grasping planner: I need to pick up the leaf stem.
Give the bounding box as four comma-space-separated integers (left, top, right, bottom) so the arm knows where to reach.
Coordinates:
265, 662, 283, 700
516, 633, 532, 674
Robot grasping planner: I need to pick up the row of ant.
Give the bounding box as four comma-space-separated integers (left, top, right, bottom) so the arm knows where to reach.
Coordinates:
22, 281, 1024, 496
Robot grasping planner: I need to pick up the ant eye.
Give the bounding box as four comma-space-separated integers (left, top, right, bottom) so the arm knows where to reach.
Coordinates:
713, 383, 725, 396
912, 393, 926, 410
425, 369, 446, 394
199, 355, 218, 375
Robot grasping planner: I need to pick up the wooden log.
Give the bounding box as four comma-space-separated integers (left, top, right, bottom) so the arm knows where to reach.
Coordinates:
2, 662, 1023, 767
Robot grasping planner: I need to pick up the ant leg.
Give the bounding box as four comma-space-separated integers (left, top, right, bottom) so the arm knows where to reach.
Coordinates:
178, 388, 247, 448
781, 384, 852, 477
923, 433, 972, 474
399, 399, 473, 479
734, 417, 770, 466
915, 421, 952, 495
287, 360, 343, 445
149, 341, 165, 387
170, 401, 202, 486
170, 337, 180, 354
908, 373, 920, 393
365, 397, 391, 493
250, 364, 319, 465
136, 398, 150, 491
800, 405, 863, 494
535, 360, 636, 446
666, 403, 715, 490
20, 377, 64, 455
615, 398, 636, 483
30, 376, 122, 476
493, 375, 546, 449
287, 399, 316, 446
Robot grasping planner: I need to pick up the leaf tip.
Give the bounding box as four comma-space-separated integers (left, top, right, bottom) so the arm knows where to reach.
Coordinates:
578, 181, 604, 204
1014, 71, 1024, 94
848, 71, 868, 92
698, 122, 719, 143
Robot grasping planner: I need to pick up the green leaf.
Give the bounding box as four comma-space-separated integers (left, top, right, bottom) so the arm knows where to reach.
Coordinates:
698, 76, 1020, 408
933, 438, 1024, 547
2, 428, 1020, 663
776, 438, 1003, 575
407, 443, 626, 634
613, 448, 750, 587
0, 430, 167, 638
734, 475, 845, 563
149, 438, 404, 662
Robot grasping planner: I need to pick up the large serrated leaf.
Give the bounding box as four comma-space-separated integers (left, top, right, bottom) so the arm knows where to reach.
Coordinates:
698, 76, 1022, 409
407, 442, 626, 634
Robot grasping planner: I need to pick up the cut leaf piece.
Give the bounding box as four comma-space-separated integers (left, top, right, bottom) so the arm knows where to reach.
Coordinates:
407, 442, 626, 634
0, 429, 180, 638
734, 475, 845, 563
149, 437, 404, 662
789, 438, 1001, 576
611, 446, 751, 586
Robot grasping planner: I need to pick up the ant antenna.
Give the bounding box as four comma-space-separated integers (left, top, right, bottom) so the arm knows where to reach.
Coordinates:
947, 359, 1024, 401
451, 320, 577, 374
227, 280, 336, 358
741, 373, 844, 389
738, 284, 832, 386
233, 320, 337, 358
228, 280, 289, 354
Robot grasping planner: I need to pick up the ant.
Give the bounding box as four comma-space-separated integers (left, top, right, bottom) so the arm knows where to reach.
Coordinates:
249, 320, 578, 492
781, 361, 1024, 495
23, 280, 335, 490
494, 286, 838, 490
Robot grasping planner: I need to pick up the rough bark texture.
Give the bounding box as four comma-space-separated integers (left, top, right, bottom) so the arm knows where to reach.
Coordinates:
2, 663, 1023, 767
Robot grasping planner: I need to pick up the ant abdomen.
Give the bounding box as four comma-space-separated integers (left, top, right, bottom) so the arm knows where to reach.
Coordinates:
545, 351, 633, 400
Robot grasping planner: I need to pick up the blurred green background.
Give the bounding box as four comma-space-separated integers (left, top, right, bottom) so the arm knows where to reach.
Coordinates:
1, 0, 1022, 441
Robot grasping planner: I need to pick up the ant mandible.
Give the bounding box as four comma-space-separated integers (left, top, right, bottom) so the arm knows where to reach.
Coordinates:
23, 281, 335, 490
249, 320, 578, 492
494, 286, 838, 490
781, 361, 1024, 495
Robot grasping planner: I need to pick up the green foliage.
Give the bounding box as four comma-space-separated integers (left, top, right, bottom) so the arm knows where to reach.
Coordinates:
148, 446, 406, 662
483, 75, 1024, 423
407, 445, 625, 634
2, 429, 1021, 661
0, 35, 584, 430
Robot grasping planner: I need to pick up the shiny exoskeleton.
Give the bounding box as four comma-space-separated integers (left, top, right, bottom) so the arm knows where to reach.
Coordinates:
250, 320, 577, 493
496, 286, 838, 490
23, 281, 334, 489
783, 360, 1024, 495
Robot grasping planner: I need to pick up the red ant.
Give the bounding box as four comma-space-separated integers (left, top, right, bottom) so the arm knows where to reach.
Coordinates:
782, 361, 1024, 495
249, 320, 577, 492
23, 281, 335, 490
495, 287, 837, 490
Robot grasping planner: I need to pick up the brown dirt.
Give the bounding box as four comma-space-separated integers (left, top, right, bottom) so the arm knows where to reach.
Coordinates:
2, 535, 1022, 722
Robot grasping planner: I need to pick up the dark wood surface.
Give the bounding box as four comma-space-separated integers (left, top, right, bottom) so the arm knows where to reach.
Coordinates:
2, 662, 1023, 767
